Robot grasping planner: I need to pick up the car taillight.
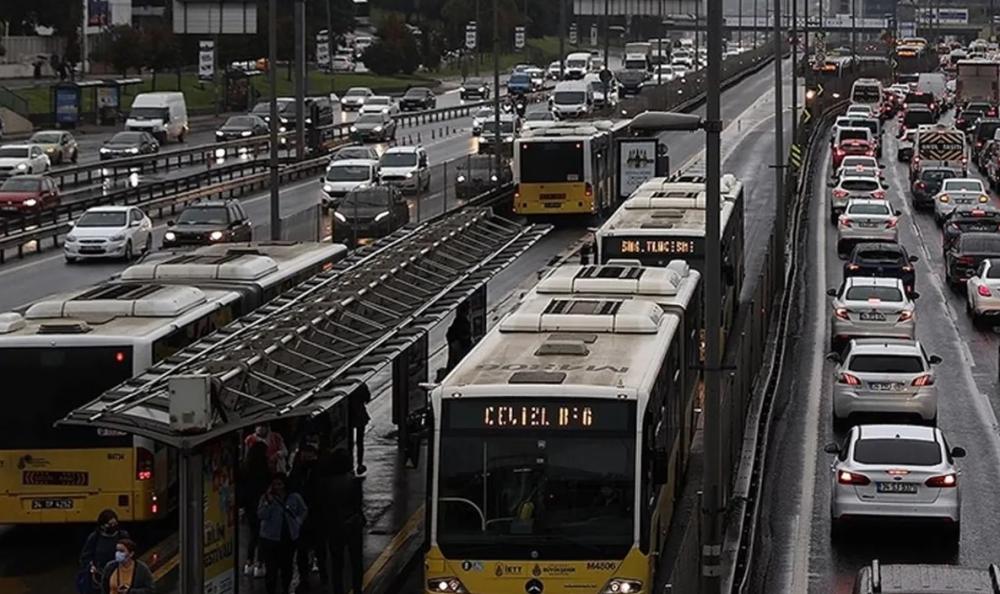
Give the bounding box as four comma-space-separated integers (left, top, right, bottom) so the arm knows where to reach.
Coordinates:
925, 473, 957, 487
898, 310, 913, 321
912, 374, 934, 386
979, 284, 992, 297
872, 190, 886, 198
838, 470, 871, 485
833, 189, 849, 198
865, 150, 874, 156
902, 264, 913, 272
958, 255, 976, 264
838, 372, 862, 385
136, 447, 154, 481
839, 217, 852, 228
886, 218, 898, 228
847, 263, 860, 271
835, 148, 846, 156
835, 307, 850, 320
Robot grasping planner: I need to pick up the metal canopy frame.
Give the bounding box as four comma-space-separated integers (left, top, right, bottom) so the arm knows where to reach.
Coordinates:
59, 209, 550, 448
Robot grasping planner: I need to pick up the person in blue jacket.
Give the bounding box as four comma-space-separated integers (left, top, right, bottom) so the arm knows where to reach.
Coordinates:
257, 472, 308, 594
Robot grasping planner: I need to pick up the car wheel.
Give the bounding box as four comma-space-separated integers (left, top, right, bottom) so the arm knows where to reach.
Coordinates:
124, 240, 133, 261
65, 256, 77, 264
144, 234, 152, 254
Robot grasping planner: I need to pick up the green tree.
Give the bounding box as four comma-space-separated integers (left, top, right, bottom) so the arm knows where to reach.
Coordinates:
362, 14, 421, 75
93, 25, 144, 76
143, 25, 181, 90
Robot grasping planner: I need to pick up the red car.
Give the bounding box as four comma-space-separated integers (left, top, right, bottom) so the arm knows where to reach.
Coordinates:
832, 139, 875, 169
0, 175, 60, 215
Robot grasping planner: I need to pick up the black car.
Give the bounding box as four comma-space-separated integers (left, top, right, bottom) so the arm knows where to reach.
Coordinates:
898, 105, 934, 134
251, 97, 334, 129
970, 118, 1000, 159
942, 204, 1000, 255
455, 155, 513, 200
163, 199, 253, 247
350, 113, 397, 142
910, 166, 962, 209
844, 242, 919, 296
99, 131, 159, 161
459, 78, 491, 100
956, 108, 985, 131
902, 91, 939, 118
332, 187, 410, 247
945, 232, 1000, 286
399, 87, 436, 111
251, 98, 295, 129
215, 114, 269, 142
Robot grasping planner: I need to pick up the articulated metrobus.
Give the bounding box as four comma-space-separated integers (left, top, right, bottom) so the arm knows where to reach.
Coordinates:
513, 120, 630, 218
425, 261, 701, 594
0, 242, 346, 524
595, 173, 744, 344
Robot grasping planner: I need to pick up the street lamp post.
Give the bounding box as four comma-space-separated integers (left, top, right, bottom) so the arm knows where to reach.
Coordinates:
268, 0, 281, 240
492, 0, 501, 187
773, 0, 785, 275
559, 0, 566, 78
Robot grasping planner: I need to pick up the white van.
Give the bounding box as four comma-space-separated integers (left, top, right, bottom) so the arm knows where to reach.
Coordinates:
125, 92, 188, 143
916, 72, 948, 107
564, 52, 593, 80
549, 80, 592, 119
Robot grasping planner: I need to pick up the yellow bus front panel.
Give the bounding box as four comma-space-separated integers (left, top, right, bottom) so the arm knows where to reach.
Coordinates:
425, 546, 652, 594
514, 182, 595, 216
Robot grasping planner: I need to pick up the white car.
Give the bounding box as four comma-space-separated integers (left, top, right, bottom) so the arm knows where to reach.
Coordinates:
829, 175, 885, 223
934, 178, 990, 223
546, 61, 562, 80
828, 277, 917, 348
525, 67, 546, 91
321, 158, 379, 206
650, 65, 676, 82
64, 206, 153, 263
378, 146, 430, 193
471, 108, 495, 136
360, 96, 400, 116
0, 144, 50, 179
341, 87, 374, 111
521, 110, 557, 131
330, 54, 355, 72
826, 425, 964, 542
836, 199, 900, 255
846, 103, 876, 118
966, 257, 1000, 325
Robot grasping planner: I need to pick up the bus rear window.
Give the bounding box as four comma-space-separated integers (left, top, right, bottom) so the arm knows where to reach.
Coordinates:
519, 142, 584, 183
0, 347, 134, 449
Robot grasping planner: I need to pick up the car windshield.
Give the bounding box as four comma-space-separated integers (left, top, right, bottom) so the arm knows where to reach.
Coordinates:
326, 165, 371, 182
465, 79, 485, 87
842, 179, 879, 191
130, 106, 169, 119
252, 100, 293, 114
0, 147, 30, 158
904, 93, 933, 105
76, 211, 126, 227
847, 203, 890, 215
0, 178, 41, 192
109, 132, 144, 144
853, 86, 881, 102
857, 249, 904, 263
357, 114, 384, 125
943, 180, 983, 192
988, 262, 1000, 278
333, 148, 374, 161
554, 92, 586, 105
405, 88, 430, 98
30, 132, 62, 143
482, 121, 515, 134
380, 152, 417, 167
839, 130, 869, 142
853, 438, 941, 465
844, 285, 903, 301
341, 190, 391, 209
510, 74, 531, 84
976, 121, 1000, 139
225, 116, 256, 127
346, 89, 369, 97
849, 354, 924, 372
842, 157, 875, 168
968, 103, 992, 111
178, 206, 229, 225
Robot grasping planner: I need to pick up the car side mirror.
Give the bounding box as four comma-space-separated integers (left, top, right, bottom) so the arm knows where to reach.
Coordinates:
894, 210, 902, 217
826, 288, 838, 297
823, 443, 840, 455
951, 446, 967, 458
911, 292, 920, 300
825, 352, 842, 364
928, 355, 942, 365
166, 220, 175, 227
909, 255, 919, 262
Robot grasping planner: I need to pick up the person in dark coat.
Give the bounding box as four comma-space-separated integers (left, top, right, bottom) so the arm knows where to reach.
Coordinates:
241, 440, 271, 578
79, 509, 130, 594
289, 441, 326, 591
317, 449, 364, 594
100, 538, 154, 594
347, 385, 371, 476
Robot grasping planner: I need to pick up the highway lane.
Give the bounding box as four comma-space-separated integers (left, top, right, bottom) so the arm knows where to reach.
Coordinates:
752, 111, 1000, 593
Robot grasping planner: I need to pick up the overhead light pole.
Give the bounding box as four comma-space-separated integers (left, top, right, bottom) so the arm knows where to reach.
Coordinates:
492, 0, 501, 187
268, 0, 280, 240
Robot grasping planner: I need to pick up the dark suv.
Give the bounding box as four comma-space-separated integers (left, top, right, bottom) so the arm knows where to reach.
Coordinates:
399, 87, 437, 111
332, 187, 410, 248
942, 205, 1000, 255
910, 166, 962, 209
843, 242, 919, 296
163, 199, 253, 247
945, 232, 1000, 287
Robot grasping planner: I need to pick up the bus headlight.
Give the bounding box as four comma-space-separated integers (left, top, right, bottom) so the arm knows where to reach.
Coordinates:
600, 578, 643, 594
426, 578, 468, 593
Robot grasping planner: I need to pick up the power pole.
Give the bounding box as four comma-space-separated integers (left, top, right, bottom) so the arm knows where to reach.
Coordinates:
294, 0, 306, 161
326, 0, 334, 95
753, 0, 758, 47
476, 0, 481, 76
851, 0, 857, 60
492, 0, 501, 186
700, 0, 725, 587
658, 0, 664, 85
268, 0, 281, 240
559, 0, 566, 78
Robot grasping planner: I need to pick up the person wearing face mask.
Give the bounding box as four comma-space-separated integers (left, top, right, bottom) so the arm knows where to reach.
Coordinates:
78, 510, 130, 594
100, 539, 154, 594
245, 423, 289, 474
258, 472, 308, 594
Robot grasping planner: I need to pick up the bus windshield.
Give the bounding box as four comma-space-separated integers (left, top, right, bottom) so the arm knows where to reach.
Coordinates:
518, 141, 584, 183
436, 399, 635, 559
0, 347, 134, 449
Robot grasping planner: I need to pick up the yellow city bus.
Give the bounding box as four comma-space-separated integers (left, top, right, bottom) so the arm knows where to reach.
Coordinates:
425, 261, 701, 594
513, 121, 629, 218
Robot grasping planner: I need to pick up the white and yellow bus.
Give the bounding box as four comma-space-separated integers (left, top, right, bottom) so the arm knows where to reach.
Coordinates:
425, 261, 701, 594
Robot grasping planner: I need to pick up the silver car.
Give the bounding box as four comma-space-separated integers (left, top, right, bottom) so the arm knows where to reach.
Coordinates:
827, 338, 941, 426
828, 277, 917, 348
965, 257, 1000, 325
826, 424, 964, 541
836, 199, 900, 255
471, 108, 494, 136
933, 178, 990, 224
829, 176, 885, 224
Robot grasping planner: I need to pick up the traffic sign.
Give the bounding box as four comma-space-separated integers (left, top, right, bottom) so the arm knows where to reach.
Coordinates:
514, 26, 525, 50
569, 23, 578, 45
590, 24, 598, 47
198, 40, 215, 81
316, 32, 330, 69
466, 22, 477, 50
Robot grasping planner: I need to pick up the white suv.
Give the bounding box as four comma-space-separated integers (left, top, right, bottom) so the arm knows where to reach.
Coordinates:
378, 146, 430, 193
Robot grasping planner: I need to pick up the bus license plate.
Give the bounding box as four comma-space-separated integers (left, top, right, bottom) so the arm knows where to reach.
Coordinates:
31, 498, 74, 510
876, 482, 917, 494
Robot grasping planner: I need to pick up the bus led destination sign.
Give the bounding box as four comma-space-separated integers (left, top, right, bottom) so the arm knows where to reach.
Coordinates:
446, 400, 633, 431
616, 238, 699, 255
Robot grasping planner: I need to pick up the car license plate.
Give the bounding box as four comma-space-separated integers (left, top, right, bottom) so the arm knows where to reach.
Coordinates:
860, 312, 885, 321
869, 382, 902, 391
859, 221, 879, 228
30, 498, 74, 510
970, 224, 992, 231
876, 482, 918, 494
79, 247, 104, 254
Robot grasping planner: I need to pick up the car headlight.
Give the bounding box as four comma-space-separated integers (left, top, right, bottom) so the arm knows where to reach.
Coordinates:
127, 147, 139, 154
241, 130, 252, 137
164, 231, 176, 241
209, 230, 224, 241
490, 174, 498, 181
333, 211, 347, 222
100, 147, 110, 153
15, 163, 27, 170
24, 198, 38, 207
456, 175, 466, 183
110, 233, 126, 242
350, 126, 358, 132
279, 117, 288, 124
478, 87, 485, 92
939, 194, 950, 203
426, 578, 468, 594
600, 578, 643, 594
374, 210, 390, 222
374, 126, 383, 132
66, 234, 77, 242
405, 172, 414, 178
45, 147, 56, 153
324, 183, 335, 192
216, 131, 225, 137
278, 126, 287, 133
980, 194, 990, 203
